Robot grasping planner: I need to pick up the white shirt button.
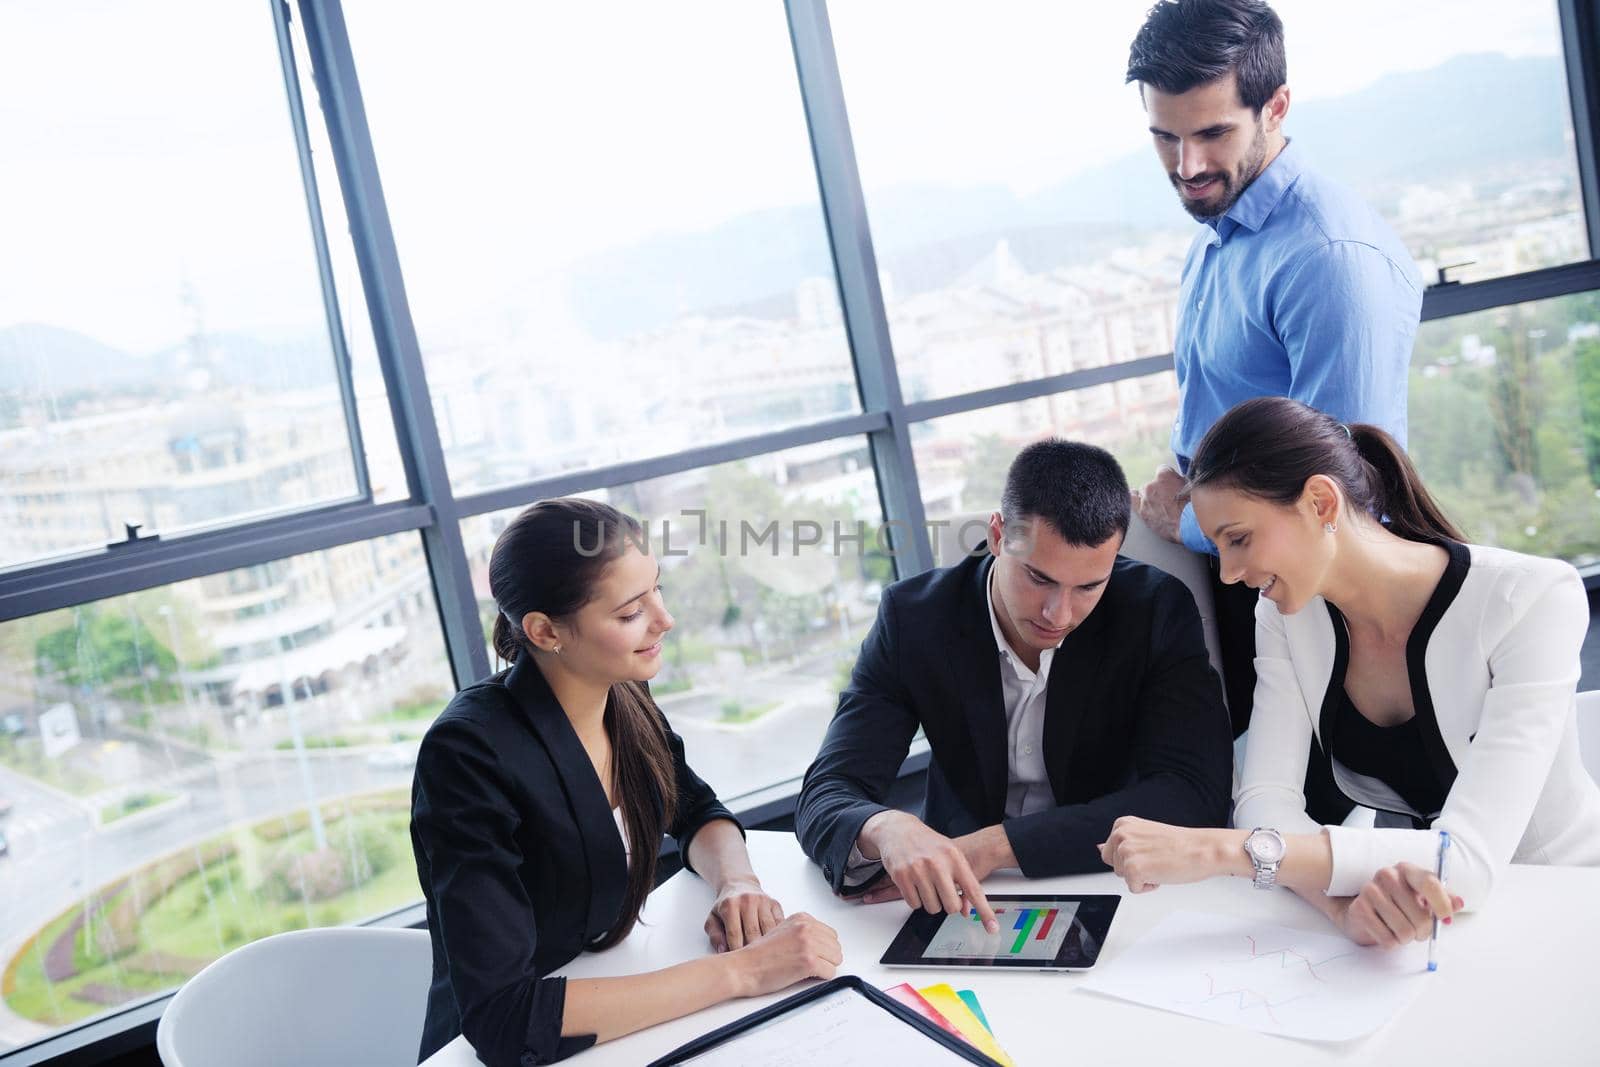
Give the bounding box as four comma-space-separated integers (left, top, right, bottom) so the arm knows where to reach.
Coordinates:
1024, 744, 1034, 755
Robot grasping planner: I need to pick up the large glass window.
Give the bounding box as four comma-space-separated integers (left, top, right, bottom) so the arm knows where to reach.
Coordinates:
461, 441, 888, 801
0, 536, 452, 1036
1410, 292, 1600, 567
0, 2, 367, 570
911, 372, 1180, 545
831, 1, 1585, 401
343, 1, 861, 497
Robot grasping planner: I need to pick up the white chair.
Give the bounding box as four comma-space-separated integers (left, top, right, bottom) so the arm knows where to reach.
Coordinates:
1577, 690, 1600, 784
156, 926, 432, 1067
934, 509, 1224, 680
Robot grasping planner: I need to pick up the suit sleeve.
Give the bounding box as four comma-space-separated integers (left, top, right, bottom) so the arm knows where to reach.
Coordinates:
794, 589, 920, 893
1004, 578, 1234, 876
412, 718, 595, 1066
661, 710, 743, 871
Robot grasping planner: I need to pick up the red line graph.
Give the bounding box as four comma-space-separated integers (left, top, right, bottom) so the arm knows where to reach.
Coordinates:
1235, 935, 1355, 981
1192, 971, 1311, 1025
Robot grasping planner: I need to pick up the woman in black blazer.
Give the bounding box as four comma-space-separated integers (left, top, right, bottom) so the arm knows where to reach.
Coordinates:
412, 499, 842, 1066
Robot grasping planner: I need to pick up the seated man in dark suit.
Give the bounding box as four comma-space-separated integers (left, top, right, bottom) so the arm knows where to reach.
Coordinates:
796, 439, 1232, 924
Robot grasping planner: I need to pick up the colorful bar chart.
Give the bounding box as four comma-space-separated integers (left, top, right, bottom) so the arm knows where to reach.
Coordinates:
971, 907, 1061, 954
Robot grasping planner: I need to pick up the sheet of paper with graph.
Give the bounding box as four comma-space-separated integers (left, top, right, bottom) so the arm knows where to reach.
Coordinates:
1082, 910, 1429, 1041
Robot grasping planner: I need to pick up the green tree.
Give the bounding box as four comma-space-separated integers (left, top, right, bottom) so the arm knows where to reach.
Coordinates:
1574, 338, 1600, 486
31, 592, 208, 701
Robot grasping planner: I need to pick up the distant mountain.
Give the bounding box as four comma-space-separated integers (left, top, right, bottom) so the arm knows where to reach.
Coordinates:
566, 52, 1573, 336
0, 324, 152, 395
0, 323, 339, 401
1023, 52, 1576, 228
4, 55, 1575, 367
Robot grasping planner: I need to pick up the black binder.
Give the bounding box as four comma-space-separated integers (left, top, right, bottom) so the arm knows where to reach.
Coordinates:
648, 974, 1003, 1066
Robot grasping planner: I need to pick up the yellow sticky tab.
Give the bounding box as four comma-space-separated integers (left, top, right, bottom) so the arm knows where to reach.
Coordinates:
916, 983, 1014, 1067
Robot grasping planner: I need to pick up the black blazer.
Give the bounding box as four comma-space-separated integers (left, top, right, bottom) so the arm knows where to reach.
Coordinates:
411, 658, 738, 1066
796, 549, 1231, 891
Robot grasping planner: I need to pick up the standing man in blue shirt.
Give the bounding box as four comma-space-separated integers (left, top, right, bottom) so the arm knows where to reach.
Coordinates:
1125, 0, 1423, 819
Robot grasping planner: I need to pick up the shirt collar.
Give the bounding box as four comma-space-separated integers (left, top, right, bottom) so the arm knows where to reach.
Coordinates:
1209, 137, 1301, 240
985, 562, 1060, 679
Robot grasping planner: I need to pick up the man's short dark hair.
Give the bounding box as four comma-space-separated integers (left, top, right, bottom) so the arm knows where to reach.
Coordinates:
1000, 439, 1130, 548
1125, 0, 1286, 112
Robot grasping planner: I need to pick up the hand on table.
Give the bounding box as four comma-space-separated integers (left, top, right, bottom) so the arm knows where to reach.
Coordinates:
726, 913, 843, 997
852, 811, 1000, 933
705, 877, 784, 952
1132, 465, 1188, 545
1331, 863, 1463, 949
1098, 816, 1240, 892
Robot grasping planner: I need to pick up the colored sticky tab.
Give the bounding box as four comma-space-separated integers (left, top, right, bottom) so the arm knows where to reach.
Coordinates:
957, 989, 992, 1034
917, 983, 1014, 1066
882, 982, 963, 1039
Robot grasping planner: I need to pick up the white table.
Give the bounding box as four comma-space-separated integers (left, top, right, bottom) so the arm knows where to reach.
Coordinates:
424, 830, 1600, 1065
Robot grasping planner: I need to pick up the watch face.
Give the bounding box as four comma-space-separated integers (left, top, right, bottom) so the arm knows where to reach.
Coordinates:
1248, 831, 1285, 863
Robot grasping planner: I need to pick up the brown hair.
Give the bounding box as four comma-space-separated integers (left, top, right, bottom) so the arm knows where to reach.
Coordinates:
1186, 396, 1465, 544
489, 498, 677, 946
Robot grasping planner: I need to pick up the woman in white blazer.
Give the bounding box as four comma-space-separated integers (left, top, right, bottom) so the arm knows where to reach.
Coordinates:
1100, 397, 1600, 948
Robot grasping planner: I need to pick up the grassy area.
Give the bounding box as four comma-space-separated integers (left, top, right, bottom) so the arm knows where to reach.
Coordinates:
272, 734, 358, 751
651, 675, 693, 696
0, 736, 112, 798
3, 793, 418, 1027
99, 792, 175, 825
718, 700, 780, 724
138, 816, 420, 961
376, 700, 442, 724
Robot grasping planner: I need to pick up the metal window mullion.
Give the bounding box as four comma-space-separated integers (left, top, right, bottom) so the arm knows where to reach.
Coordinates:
294, 0, 489, 687
453, 411, 890, 520
0, 501, 433, 623
1559, 0, 1600, 259
1420, 259, 1600, 320
269, 0, 371, 502
902, 354, 1178, 425
785, 0, 934, 577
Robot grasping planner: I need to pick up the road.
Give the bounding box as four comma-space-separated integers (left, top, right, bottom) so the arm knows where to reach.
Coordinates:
0, 626, 867, 1051
0, 751, 417, 1051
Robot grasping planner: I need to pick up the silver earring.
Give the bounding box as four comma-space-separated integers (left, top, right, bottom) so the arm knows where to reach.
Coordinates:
1323, 521, 1337, 534
552, 644, 562, 655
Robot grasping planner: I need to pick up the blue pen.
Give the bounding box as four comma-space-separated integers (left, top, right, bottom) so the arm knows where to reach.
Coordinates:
1427, 830, 1451, 972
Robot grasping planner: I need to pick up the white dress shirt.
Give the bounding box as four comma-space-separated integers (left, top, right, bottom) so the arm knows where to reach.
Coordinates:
844, 564, 1063, 883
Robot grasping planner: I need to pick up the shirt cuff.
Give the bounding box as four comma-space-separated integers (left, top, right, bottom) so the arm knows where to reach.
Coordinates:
843, 841, 885, 888
1324, 824, 1443, 897
1179, 501, 1215, 555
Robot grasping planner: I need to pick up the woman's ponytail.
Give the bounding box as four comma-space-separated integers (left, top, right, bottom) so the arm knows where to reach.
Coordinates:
1348, 424, 1465, 544
491, 611, 522, 665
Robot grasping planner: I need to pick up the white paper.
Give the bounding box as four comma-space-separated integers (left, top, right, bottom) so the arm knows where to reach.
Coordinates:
678, 986, 975, 1066
1082, 910, 1429, 1041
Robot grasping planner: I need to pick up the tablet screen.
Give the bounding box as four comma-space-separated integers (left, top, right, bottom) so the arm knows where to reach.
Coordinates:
880, 893, 1119, 970
923, 898, 1080, 961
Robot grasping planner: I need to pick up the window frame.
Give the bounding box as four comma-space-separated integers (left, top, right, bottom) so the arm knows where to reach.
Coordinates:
3, 0, 1600, 1060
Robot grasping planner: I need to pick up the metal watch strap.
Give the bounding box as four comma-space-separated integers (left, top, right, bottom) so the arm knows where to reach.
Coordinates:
1245, 828, 1281, 890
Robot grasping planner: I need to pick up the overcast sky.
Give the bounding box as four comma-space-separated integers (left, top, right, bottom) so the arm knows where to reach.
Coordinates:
0, 1, 1567, 352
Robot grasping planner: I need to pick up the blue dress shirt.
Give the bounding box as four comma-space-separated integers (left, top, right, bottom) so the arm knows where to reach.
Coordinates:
1170, 139, 1422, 553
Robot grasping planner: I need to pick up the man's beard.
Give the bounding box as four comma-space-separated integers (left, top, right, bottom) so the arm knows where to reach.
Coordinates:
1170, 122, 1269, 221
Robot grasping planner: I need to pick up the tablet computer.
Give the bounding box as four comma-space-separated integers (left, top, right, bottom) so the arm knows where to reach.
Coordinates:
879, 893, 1120, 971
648, 974, 1002, 1066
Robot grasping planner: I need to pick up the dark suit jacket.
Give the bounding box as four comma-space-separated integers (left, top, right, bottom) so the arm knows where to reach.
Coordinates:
796, 549, 1231, 891
411, 658, 737, 1066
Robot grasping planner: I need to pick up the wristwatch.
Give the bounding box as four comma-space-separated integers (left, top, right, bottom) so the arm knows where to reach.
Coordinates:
1243, 828, 1285, 889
